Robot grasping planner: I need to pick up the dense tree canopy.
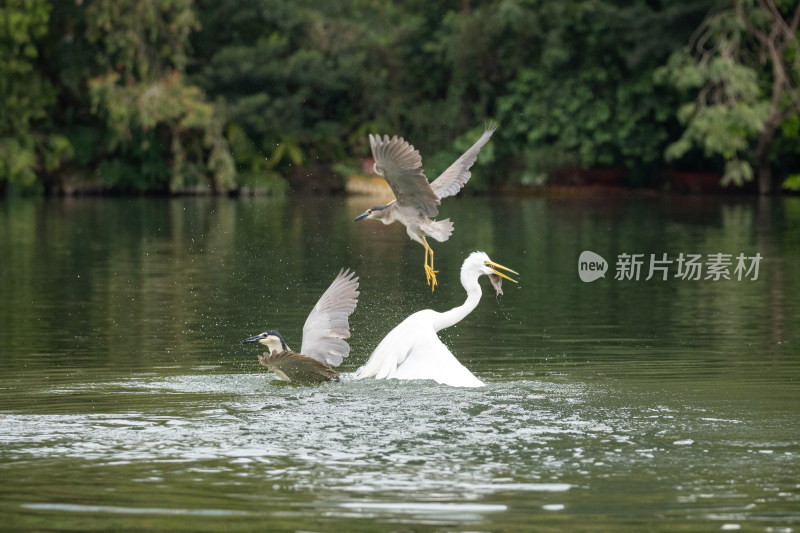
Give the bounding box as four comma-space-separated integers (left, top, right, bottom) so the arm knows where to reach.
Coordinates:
1, 0, 798, 195
0, 0, 65, 188
659, 0, 800, 193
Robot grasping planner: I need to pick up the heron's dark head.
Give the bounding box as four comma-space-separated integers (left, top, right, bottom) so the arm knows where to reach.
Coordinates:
354, 204, 391, 222
242, 330, 288, 352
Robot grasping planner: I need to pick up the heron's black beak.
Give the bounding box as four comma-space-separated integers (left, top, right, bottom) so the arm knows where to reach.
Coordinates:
354, 211, 369, 222
242, 334, 262, 344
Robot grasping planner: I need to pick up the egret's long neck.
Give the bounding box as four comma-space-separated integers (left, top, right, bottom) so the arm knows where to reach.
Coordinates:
432, 272, 483, 332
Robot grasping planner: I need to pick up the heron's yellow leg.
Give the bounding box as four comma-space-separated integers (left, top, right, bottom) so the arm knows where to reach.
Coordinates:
424, 244, 439, 291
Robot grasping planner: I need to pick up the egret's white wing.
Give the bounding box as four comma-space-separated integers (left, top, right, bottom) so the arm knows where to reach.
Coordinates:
300, 269, 359, 367
370, 134, 439, 217
430, 124, 496, 200
352, 310, 484, 388
258, 350, 340, 383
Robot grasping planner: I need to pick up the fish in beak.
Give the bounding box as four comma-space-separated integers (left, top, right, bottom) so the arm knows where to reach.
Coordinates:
488, 273, 504, 295
484, 260, 518, 295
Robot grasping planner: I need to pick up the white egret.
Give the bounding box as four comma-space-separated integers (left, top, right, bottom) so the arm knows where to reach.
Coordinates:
242, 269, 359, 383
354, 124, 496, 290
354, 252, 517, 388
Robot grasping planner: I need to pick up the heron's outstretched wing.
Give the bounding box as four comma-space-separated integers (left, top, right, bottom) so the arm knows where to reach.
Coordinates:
430, 124, 496, 200
300, 269, 359, 367
258, 350, 340, 383
370, 134, 439, 218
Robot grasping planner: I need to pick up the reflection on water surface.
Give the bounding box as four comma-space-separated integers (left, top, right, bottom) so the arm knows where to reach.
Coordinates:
1, 195, 798, 531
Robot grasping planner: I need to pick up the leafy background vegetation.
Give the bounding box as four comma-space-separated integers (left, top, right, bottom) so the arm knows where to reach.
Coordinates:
1, 0, 798, 196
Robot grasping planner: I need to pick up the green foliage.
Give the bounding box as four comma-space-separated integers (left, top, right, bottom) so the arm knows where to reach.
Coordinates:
491, 0, 710, 185
783, 174, 800, 191
658, 0, 800, 189
1, 0, 796, 194
191, 0, 394, 187
0, 0, 65, 189
0, 138, 37, 187
84, 0, 200, 80
89, 71, 235, 193
192, 0, 711, 190
659, 45, 770, 185
225, 123, 289, 195
81, 0, 234, 193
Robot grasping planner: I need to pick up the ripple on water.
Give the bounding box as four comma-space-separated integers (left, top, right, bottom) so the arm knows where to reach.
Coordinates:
3, 374, 605, 474
2, 370, 798, 530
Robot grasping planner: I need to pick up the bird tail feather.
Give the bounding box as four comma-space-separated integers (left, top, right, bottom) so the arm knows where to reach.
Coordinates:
425, 218, 454, 243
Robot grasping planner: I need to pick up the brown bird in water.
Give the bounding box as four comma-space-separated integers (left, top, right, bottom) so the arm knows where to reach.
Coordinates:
354, 124, 496, 291
242, 269, 359, 384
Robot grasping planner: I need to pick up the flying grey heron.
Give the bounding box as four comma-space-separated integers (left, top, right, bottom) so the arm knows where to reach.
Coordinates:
353, 251, 517, 387
354, 124, 496, 291
242, 269, 359, 384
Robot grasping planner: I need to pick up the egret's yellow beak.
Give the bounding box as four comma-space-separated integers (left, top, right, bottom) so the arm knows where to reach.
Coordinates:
485, 260, 519, 283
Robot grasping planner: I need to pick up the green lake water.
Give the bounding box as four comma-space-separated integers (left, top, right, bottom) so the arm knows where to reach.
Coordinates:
1, 194, 799, 532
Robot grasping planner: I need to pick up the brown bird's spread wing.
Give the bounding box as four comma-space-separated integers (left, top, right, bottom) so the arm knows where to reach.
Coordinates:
430, 124, 496, 200
258, 350, 340, 383
300, 268, 359, 367
369, 134, 439, 218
